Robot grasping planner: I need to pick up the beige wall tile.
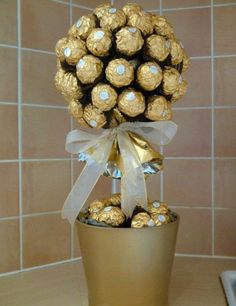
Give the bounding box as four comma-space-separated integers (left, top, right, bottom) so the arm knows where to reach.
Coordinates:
114, 0, 160, 10
215, 57, 236, 106
214, 6, 236, 55
165, 8, 211, 57
23, 214, 71, 268
0, 105, 18, 160
0, 0, 17, 45
22, 161, 71, 214
214, 0, 236, 3
215, 209, 236, 256
0, 48, 17, 102
21, 0, 69, 52
215, 160, 236, 209
163, 0, 210, 8
215, 109, 236, 157
165, 109, 211, 157
146, 174, 161, 201
22, 51, 65, 106
0, 163, 19, 218
72, 0, 105, 7
164, 159, 211, 207
174, 208, 212, 255
72, 7, 93, 24
175, 58, 211, 108
22, 107, 70, 159
0, 219, 20, 273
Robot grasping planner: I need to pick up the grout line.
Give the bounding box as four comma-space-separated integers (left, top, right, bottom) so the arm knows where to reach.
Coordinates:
214, 54, 236, 58
0, 101, 18, 106
175, 253, 236, 260
0, 216, 20, 221
170, 205, 212, 210
165, 156, 212, 160
23, 211, 61, 218
173, 105, 236, 110
50, 0, 93, 10
163, 5, 211, 11
160, 0, 163, 15
213, 2, 236, 7
21, 103, 67, 109
0, 43, 17, 49
21, 47, 55, 55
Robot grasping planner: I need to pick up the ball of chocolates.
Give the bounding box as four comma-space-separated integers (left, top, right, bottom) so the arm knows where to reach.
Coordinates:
106, 58, 134, 88
118, 88, 145, 117
68, 100, 83, 120
148, 201, 169, 215
146, 35, 170, 62
131, 212, 155, 228
163, 67, 182, 95
122, 3, 142, 17
86, 28, 112, 57
153, 213, 170, 226
99, 7, 126, 32
152, 15, 174, 38
63, 38, 87, 66
108, 193, 121, 206
91, 83, 118, 111
98, 206, 125, 226
145, 96, 172, 121
55, 37, 68, 62
68, 14, 96, 40
116, 26, 144, 56
76, 55, 103, 84
128, 11, 153, 36
137, 62, 162, 91
83, 104, 107, 128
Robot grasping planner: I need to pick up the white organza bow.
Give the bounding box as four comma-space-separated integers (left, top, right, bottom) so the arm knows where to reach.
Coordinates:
62, 121, 178, 224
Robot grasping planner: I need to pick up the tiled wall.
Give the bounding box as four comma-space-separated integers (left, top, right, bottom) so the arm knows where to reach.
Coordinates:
0, 0, 235, 275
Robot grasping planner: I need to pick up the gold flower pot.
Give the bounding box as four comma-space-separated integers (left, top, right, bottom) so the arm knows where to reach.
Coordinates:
76, 216, 179, 306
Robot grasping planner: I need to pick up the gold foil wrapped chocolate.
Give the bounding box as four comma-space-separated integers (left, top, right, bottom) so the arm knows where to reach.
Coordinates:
100, 8, 126, 32
116, 27, 144, 56
98, 206, 125, 226
145, 96, 172, 121
148, 201, 169, 215
76, 117, 90, 128
105, 58, 134, 88
153, 213, 170, 226
118, 88, 145, 117
108, 193, 121, 206
169, 38, 184, 65
55, 37, 68, 62
68, 14, 96, 40
86, 28, 112, 57
128, 12, 153, 36
171, 80, 187, 102
146, 35, 170, 62
131, 212, 155, 228
137, 62, 162, 91
122, 3, 142, 17
182, 51, 190, 72
152, 15, 174, 38
83, 104, 107, 128
89, 199, 107, 214
54, 69, 83, 101
76, 55, 103, 84
91, 83, 117, 111
113, 108, 126, 123
68, 100, 83, 119
94, 3, 112, 19
63, 39, 87, 66
163, 67, 181, 95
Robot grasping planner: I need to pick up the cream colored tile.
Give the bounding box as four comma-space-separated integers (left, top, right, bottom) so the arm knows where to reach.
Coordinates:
0, 0, 17, 45
163, 0, 210, 8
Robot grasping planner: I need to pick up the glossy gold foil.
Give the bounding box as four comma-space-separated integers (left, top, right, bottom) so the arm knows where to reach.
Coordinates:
108, 193, 121, 206
169, 38, 184, 65
145, 95, 172, 121
146, 34, 170, 62
131, 212, 155, 228
122, 3, 142, 17
89, 199, 107, 214
98, 206, 125, 226
113, 108, 126, 123
105, 58, 134, 88
68, 14, 96, 40
163, 67, 181, 95
83, 104, 107, 128
137, 62, 162, 91
152, 15, 174, 38
91, 83, 117, 111
100, 8, 126, 32
171, 79, 187, 102
63, 38, 87, 66
94, 3, 112, 19
76, 117, 90, 128
116, 26, 144, 56
118, 88, 145, 117
68, 100, 83, 119
55, 37, 68, 62
182, 51, 190, 72
128, 11, 153, 36
76, 55, 103, 84
86, 28, 112, 57
148, 201, 169, 215
153, 213, 170, 226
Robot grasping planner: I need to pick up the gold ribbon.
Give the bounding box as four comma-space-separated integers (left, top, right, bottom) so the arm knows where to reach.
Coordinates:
62, 121, 178, 224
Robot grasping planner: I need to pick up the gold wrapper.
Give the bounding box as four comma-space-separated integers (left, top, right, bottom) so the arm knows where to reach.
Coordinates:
55, 69, 83, 100
148, 201, 169, 215
122, 3, 142, 17
171, 79, 187, 102
86, 28, 112, 57
105, 58, 134, 88
182, 50, 190, 72
163, 67, 181, 95
146, 34, 170, 62
169, 38, 184, 65
89, 199, 108, 214
98, 206, 125, 226
116, 26, 144, 56
153, 213, 170, 226
76, 117, 90, 128
63, 39, 87, 66
100, 8, 126, 32
118, 88, 145, 117
91, 83, 117, 111
94, 3, 112, 19
128, 12, 153, 36
109, 118, 119, 128
152, 15, 174, 38
131, 212, 155, 228
145, 96, 172, 121
113, 108, 126, 123
137, 62, 162, 91
108, 193, 121, 206
68, 14, 96, 40
68, 100, 83, 119
83, 104, 107, 128
76, 55, 103, 84
55, 37, 68, 61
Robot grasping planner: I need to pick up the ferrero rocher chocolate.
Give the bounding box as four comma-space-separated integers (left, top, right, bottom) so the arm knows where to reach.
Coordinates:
148, 201, 169, 215
116, 27, 144, 56
83, 104, 107, 128
163, 67, 181, 95
86, 28, 112, 57
94, 3, 111, 19
137, 62, 162, 91
100, 7, 126, 32
122, 3, 142, 17
76, 55, 103, 84
55, 37, 68, 62
63, 39, 87, 66
146, 35, 170, 62
171, 80, 187, 102
182, 51, 190, 72
105, 58, 134, 88
76, 117, 90, 128
108, 193, 121, 206
153, 213, 170, 226
91, 83, 117, 111
169, 38, 184, 65
145, 96, 172, 121
68, 100, 83, 119
131, 212, 155, 228
128, 12, 153, 36
113, 108, 126, 123
89, 199, 107, 214
68, 14, 96, 40
54, 69, 83, 100
98, 206, 125, 226
152, 15, 174, 38
118, 88, 145, 117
